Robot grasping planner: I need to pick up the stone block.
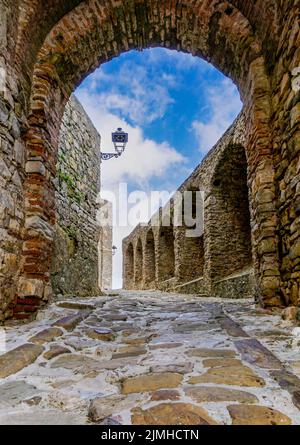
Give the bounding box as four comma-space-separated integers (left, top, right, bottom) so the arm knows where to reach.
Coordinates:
18, 278, 44, 298
282, 306, 299, 321
0, 344, 44, 378
131, 403, 218, 425
25, 216, 54, 241
25, 160, 46, 176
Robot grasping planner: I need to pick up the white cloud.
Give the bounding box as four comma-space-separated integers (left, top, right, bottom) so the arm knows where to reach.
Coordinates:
82, 61, 175, 126
192, 78, 242, 155
96, 88, 173, 126
76, 89, 185, 189
146, 48, 203, 71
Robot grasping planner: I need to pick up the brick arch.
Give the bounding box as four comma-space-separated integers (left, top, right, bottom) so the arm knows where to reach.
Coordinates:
124, 242, 134, 290
18, 0, 282, 311
144, 228, 156, 288
12, 1, 281, 93
134, 238, 143, 287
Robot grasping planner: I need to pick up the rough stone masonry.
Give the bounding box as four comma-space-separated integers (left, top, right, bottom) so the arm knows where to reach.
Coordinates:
0, 1, 299, 320
123, 113, 255, 299
51, 95, 102, 300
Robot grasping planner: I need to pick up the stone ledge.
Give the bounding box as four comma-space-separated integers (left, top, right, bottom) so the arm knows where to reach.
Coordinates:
173, 276, 207, 295
213, 269, 255, 299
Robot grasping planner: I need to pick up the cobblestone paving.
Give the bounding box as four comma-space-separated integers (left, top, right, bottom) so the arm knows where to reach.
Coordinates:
0, 291, 300, 425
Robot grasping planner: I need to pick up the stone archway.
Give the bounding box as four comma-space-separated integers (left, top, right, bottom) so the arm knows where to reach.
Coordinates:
158, 225, 175, 282
4, 0, 299, 319
204, 143, 254, 298
175, 189, 205, 283
134, 239, 143, 288
21, 1, 279, 309
124, 243, 134, 290
144, 229, 156, 288
209, 144, 252, 281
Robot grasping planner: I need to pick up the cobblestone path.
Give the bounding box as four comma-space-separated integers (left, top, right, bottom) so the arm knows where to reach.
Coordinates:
0, 291, 300, 425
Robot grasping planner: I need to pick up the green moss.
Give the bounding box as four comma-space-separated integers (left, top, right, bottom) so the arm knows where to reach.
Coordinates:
58, 169, 75, 187
57, 165, 86, 204
58, 153, 67, 163
74, 191, 85, 205
65, 225, 78, 240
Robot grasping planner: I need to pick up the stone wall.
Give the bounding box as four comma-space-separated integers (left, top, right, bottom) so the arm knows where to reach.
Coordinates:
97, 199, 113, 291
272, 4, 300, 307
50, 95, 101, 298
208, 143, 252, 282
123, 113, 254, 298
0, 1, 26, 321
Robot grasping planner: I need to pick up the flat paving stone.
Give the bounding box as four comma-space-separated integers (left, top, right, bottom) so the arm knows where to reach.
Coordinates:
121, 373, 183, 394
131, 403, 218, 425
112, 346, 147, 359
29, 328, 63, 345
56, 302, 95, 310
150, 363, 194, 374
189, 365, 265, 387
102, 314, 128, 321
94, 358, 139, 370
227, 404, 292, 425
121, 329, 141, 337
123, 336, 152, 346
52, 311, 91, 331
88, 395, 126, 422
270, 369, 300, 393
149, 343, 183, 350
89, 395, 141, 423
64, 337, 98, 351
112, 324, 135, 332
0, 381, 43, 407
219, 316, 249, 337
234, 339, 282, 370
150, 390, 180, 401
0, 409, 87, 425
202, 358, 243, 368
251, 329, 289, 338
43, 345, 71, 360
186, 348, 236, 358
86, 328, 115, 342
184, 386, 258, 404
50, 354, 102, 372
0, 344, 44, 378
51, 354, 138, 372
173, 323, 214, 333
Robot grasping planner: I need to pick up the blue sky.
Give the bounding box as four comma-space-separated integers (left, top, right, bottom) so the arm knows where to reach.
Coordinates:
75, 48, 242, 288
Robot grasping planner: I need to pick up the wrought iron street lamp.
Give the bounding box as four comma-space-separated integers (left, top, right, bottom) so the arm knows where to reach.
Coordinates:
101, 128, 129, 161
